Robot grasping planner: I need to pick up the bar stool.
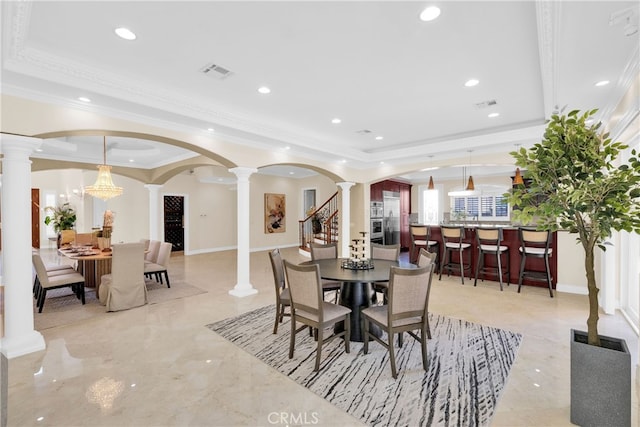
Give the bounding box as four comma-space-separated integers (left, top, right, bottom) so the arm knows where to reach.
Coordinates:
439, 225, 472, 284
409, 225, 439, 271
517, 228, 554, 297
474, 228, 510, 291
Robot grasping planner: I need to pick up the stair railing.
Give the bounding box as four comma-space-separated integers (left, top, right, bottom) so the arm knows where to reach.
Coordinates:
298, 191, 339, 250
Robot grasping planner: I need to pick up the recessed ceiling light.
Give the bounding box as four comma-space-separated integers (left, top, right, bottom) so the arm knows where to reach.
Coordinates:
331, 118, 341, 124
129, 159, 135, 163
289, 171, 295, 175
375, 136, 384, 140
207, 128, 215, 132
78, 96, 91, 102
594, 80, 610, 87
464, 79, 479, 87
341, 159, 347, 163
488, 112, 500, 118
114, 27, 136, 40
258, 86, 271, 94
380, 161, 385, 165
419, 6, 441, 22
284, 146, 290, 150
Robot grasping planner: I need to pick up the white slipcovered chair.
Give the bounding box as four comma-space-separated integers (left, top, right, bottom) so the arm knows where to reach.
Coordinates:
99, 242, 147, 312
144, 242, 172, 287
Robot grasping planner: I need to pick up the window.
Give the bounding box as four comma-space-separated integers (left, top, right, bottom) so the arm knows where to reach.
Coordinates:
419, 186, 439, 225
451, 194, 509, 221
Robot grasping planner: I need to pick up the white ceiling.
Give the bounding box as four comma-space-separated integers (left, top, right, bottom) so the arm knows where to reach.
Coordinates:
2, 1, 638, 182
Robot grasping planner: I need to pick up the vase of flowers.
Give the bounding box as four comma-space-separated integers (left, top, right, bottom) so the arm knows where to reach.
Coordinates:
44, 203, 77, 248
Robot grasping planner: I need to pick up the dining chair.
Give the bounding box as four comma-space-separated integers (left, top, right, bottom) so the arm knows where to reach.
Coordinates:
370, 243, 400, 304
59, 230, 76, 247
309, 242, 342, 303
144, 242, 172, 287
283, 260, 351, 372
518, 227, 554, 297
474, 227, 510, 291
417, 247, 437, 268
98, 242, 148, 312
74, 232, 94, 246
362, 264, 434, 378
439, 225, 472, 284
410, 226, 439, 269
33, 262, 77, 296
145, 240, 161, 264
268, 248, 291, 334
32, 253, 86, 313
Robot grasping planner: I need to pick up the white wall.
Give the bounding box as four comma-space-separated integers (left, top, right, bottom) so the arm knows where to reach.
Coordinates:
31, 168, 338, 253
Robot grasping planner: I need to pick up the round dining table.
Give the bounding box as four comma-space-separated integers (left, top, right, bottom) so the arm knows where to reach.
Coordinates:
302, 258, 414, 341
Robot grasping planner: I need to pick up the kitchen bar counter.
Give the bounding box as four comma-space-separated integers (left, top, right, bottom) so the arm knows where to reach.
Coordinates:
413, 225, 557, 289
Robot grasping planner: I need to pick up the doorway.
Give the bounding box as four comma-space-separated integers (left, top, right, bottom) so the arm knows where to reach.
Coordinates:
303, 188, 316, 217
164, 195, 184, 251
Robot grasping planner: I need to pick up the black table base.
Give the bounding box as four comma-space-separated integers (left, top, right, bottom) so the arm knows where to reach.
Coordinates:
334, 281, 381, 342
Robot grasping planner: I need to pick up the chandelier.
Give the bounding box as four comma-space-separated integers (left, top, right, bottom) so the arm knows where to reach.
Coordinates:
84, 136, 123, 201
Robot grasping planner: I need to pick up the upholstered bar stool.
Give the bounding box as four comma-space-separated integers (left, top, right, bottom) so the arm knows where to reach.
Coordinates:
439, 226, 472, 284
474, 228, 510, 291
410, 225, 439, 271
517, 228, 554, 297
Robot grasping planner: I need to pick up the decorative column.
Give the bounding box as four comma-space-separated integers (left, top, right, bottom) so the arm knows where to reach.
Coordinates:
336, 182, 355, 258
144, 184, 163, 240
0, 134, 46, 358
228, 167, 258, 297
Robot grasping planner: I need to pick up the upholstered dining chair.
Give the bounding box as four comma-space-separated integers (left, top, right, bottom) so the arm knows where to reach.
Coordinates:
362, 264, 434, 378
283, 260, 351, 372
74, 232, 94, 246
32, 253, 85, 313
268, 248, 291, 334
145, 240, 161, 264
144, 242, 172, 287
309, 242, 342, 303
417, 247, 437, 268
59, 230, 76, 247
99, 242, 147, 312
370, 243, 401, 303
33, 262, 77, 296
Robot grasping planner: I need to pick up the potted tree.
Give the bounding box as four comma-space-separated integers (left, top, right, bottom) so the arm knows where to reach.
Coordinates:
506, 109, 640, 426
44, 202, 77, 248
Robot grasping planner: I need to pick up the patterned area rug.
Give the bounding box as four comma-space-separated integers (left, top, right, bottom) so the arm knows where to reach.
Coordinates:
34, 279, 206, 330
207, 305, 522, 427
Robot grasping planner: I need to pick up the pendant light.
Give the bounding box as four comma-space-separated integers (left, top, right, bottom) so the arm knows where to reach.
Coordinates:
465, 150, 475, 191
513, 168, 524, 185
512, 144, 524, 185
84, 136, 123, 201
427, 155, 435, 190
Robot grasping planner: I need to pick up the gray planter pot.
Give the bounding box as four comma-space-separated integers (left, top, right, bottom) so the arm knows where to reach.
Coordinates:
570, 329, 631, 427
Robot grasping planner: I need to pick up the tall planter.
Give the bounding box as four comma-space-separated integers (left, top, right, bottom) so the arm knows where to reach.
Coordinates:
570, 329, 630, 427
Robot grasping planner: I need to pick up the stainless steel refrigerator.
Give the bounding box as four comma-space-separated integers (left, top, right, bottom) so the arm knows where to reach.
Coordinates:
382, 191, 400, 245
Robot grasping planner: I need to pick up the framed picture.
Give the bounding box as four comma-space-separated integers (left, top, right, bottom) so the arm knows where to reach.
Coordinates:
265, 193, 286, 233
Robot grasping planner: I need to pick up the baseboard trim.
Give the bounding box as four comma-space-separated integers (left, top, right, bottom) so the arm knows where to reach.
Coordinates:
556, 283, 588, 295
186, 243, 299, 256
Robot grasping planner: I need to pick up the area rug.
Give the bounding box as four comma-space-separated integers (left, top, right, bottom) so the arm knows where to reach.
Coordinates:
207, 305, 522, 427
34, 279, 206, 330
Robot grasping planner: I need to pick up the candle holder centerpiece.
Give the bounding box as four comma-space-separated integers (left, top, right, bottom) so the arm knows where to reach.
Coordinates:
341, 231, 374, 270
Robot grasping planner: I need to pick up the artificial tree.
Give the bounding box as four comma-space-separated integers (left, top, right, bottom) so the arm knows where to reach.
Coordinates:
506, 109, 640, 346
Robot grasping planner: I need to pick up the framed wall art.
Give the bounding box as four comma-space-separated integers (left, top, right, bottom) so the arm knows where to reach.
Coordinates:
265, 193, 286, 233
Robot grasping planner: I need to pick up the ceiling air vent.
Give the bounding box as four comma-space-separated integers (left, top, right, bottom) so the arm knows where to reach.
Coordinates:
356, 129, 372, 135
474, 99, 497, 109
200, 63, 233, 80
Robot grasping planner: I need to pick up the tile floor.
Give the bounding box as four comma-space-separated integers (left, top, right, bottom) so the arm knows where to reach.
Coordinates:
5, 247, 639, 426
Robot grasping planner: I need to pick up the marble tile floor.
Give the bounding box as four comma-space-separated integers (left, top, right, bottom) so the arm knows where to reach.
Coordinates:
4, 247, 639, 426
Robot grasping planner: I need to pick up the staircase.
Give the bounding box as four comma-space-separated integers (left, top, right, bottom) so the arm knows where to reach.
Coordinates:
299, 191, 339, 256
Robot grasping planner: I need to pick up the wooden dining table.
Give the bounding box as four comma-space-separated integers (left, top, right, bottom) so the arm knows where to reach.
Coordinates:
302, 258, 415, 341
59, 246, 112, 294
